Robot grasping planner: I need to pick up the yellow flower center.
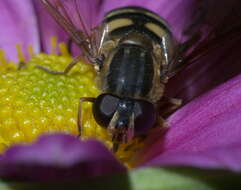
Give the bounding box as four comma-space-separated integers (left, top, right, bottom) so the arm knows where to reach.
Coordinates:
0, 38, 145, 168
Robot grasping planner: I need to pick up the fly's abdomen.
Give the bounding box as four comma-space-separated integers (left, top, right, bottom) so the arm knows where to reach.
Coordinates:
105, 44, 154, 98
104, 6, 171, 46
98, 6, 172, 102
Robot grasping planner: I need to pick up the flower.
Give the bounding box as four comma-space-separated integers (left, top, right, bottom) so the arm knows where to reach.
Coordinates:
0, 0, 241, 188
0, 134, 126, 181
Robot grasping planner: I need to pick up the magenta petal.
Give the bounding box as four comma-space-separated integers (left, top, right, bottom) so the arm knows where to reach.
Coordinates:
145, 143, 241, 172
140, 74, 241, 171
0, 134, 126, 181
166, 0, 241, 102
0, 0, 40, 62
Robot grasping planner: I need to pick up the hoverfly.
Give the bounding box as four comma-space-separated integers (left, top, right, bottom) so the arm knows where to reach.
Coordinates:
37, 0, 241, 151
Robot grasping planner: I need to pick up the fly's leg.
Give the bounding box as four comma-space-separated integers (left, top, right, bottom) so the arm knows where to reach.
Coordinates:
77, 97, 96, 138
112, 142, 119, 153
156, 96, 182, 128
160, 96, 182, 117
156, 115, 167, 128
67, 38, 73, 55
36, 55, 83, 75
167, 33, 201, 78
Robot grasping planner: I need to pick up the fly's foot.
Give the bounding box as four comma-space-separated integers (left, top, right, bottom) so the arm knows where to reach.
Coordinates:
36, 65, 66, 75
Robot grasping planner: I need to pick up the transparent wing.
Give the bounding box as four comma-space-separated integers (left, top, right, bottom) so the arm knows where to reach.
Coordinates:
40, 0, 103, 59
167, 0, 241, 77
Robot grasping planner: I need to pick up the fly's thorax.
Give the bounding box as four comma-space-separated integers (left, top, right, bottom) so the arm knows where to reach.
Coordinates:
97, 38, 166, 103
119, 33, 153, 50
97, 43, 164, 102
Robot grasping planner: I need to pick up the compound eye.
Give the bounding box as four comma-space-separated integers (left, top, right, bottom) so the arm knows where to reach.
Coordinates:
134, 100, 157, 135
93, 94, 119, 127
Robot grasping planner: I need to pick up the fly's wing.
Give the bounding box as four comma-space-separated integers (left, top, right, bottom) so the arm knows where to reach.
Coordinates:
167, 0, 241, 77
40, 0, 103, 59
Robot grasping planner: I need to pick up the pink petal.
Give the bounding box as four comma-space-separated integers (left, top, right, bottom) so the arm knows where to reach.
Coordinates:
139, 73, 241, 171
166, 0, 241, 102
0, 134, 126, 181
144, 143, 241, 172
0, 0, 40, 62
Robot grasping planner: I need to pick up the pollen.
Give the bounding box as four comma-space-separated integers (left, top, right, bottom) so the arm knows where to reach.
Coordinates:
0, 38, 143, 168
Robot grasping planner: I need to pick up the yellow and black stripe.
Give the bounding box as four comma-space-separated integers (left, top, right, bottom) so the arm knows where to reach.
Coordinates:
104, 6, 171, 45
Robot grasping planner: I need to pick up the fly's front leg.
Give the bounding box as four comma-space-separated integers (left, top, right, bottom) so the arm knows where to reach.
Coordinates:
36, 55, 83, 75
77, 97, 96, 138
159, 96, 182, 118
156, 96, 182, 128
155, 114, 167, 128
155, 96, 182, 129
112, 142, 119, 153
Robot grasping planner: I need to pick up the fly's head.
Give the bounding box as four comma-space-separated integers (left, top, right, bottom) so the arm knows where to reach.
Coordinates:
92, 94, 157, 144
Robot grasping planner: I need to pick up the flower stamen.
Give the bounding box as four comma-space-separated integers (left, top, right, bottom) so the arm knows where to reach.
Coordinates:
59, 42, 71, 57
50, 36, 58, 54
16, 43, 26, 63
28, 45, 35, 58
0, 49, 7, 66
